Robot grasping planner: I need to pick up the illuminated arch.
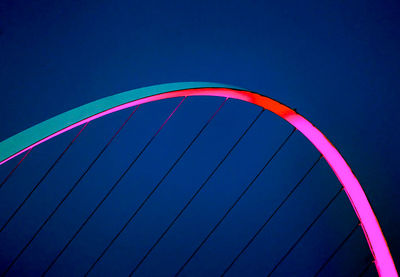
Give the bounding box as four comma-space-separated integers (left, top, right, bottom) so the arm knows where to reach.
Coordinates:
0, 82, 396, 276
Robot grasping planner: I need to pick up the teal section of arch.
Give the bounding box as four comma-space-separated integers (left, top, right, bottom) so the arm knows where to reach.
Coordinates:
0, 82, 244, 164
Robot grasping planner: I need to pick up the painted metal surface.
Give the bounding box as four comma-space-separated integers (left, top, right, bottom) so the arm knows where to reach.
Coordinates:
0, 82, 396, 276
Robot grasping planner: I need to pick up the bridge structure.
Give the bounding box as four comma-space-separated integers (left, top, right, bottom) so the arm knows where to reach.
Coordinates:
0, 82, 397, 276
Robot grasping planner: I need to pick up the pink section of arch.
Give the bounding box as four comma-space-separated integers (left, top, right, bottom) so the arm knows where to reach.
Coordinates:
2, 88, 397, 276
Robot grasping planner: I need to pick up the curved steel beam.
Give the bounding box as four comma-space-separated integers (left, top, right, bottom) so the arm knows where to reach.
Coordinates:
0, 82, 396, 276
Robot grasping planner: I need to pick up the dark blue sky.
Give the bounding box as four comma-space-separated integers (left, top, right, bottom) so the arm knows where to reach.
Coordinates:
0, 1, 399, 276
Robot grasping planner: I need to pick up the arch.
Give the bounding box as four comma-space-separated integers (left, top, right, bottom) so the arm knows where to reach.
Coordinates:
0, 82, 396, 276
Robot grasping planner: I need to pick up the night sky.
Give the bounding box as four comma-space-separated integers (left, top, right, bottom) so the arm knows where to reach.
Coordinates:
0, 1, 399, 276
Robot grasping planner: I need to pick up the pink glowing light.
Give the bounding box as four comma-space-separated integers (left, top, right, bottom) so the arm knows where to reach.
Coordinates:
0, 87, 396, 276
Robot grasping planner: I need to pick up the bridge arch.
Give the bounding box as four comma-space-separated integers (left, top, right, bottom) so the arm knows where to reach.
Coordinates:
0, 82, 396, 276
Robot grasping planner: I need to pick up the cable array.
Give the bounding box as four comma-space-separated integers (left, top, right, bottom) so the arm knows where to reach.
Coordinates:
266, 187, 344, 276
83, 98, 229, 276
221, 154, 323, 276
1, 106, 139, 276
0, 123, 88, 234
127, 109, 266, 276
174, 128, 296, 276
42, 97, 188, 275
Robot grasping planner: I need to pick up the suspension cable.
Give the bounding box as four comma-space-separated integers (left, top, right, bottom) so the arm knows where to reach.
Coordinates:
221, 154, 323, 276
358, 260, 375, 277
175, 128, 296, 276
314, 222, 360, 276
127, 108, 265, 277
0, 148, 32, 190
0, 123, 88, 234
83, 98, 229, 276
1, 106, 139, 276
266, 187, 344, 277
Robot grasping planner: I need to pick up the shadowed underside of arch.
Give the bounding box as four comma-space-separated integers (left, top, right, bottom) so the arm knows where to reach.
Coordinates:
0, 82, 396, 276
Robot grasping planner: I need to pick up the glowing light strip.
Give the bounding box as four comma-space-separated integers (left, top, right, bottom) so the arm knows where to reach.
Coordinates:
0, 83, 396, 276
